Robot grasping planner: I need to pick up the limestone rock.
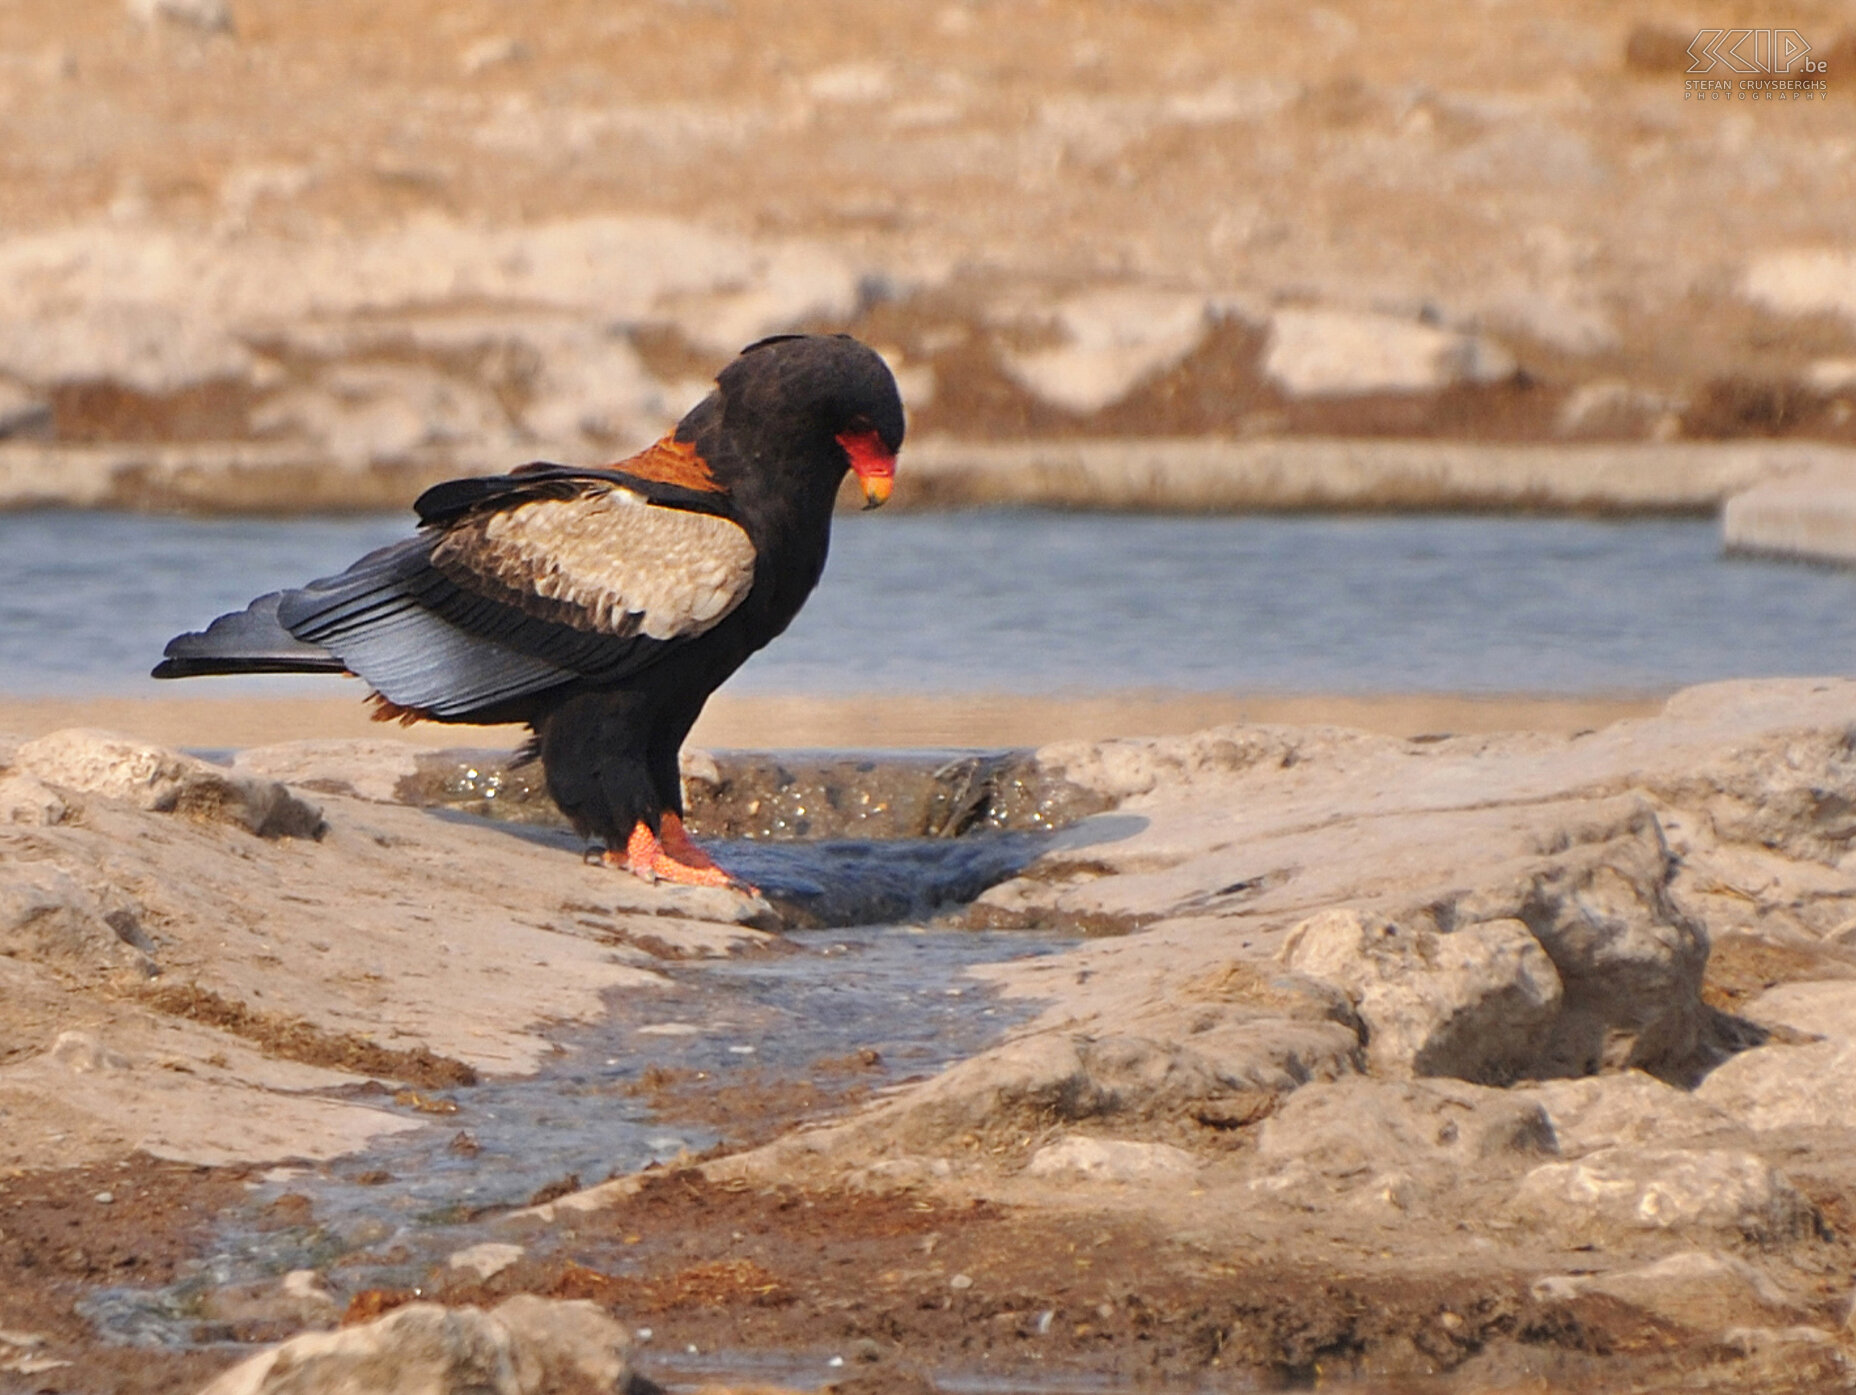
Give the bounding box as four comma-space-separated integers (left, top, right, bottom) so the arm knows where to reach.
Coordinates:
1737, 981, 1856, 1041
1695, 1039, 1856, 1133
1532, 1250, 1799, 1332
125, 0, 233, 34
250, 364, 517, 467
197, 1296, 636, 1395
1519, 1071, 1739, 1155
44, 1030, 132, 1073
0, 381, 50, 439
0, 774, 67, 826
17, 730, 323, 838
1448, 803, 1707, 1077
449, 1242, 525, 1281
1742, 249, 1856, 323
0, 871, 156, 976
1256, 1076, 1557, 1176
999, 290, 1213, 414
895, 1022, 1359, 1137
1280, 909, 1561, 1082
1723, 465, 1856, 568
1024, 1136, 1199, 1183
234, 740, 425, 805
1511, 1147, 1814, 1245
1262, 308, 1516, 397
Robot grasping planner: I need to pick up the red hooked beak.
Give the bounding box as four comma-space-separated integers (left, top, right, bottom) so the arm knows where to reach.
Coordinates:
837, 428, 896, 509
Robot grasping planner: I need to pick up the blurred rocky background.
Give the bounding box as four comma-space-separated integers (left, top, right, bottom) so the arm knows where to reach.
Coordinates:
0, 0, 1852, 512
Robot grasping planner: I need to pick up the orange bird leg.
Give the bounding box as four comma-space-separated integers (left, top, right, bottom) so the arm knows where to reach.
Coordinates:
603, 814, 745, 890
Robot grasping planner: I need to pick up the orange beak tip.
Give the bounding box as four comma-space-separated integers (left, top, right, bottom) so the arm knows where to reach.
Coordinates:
861, 476, 893, 509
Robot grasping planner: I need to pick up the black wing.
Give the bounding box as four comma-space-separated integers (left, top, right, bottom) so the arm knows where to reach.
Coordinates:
157, 464, 757, 719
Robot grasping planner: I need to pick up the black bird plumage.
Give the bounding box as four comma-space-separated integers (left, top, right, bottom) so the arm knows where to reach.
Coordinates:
154, 334, 905, 884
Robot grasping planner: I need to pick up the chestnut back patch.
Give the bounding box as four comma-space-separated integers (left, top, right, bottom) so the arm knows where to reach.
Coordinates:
613, 434, 726, 494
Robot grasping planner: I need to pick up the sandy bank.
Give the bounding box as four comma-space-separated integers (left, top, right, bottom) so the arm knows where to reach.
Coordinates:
0, 689, 1663, 752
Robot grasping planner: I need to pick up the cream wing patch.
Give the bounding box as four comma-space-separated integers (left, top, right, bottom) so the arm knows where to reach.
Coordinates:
433, 486, 756, 639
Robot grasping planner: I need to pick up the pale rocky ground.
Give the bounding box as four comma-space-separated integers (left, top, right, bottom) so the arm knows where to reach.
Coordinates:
1, 0, 1855, 526
3, 681, 1856, 1390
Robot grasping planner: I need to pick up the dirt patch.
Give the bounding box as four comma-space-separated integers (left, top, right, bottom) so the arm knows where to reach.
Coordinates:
1699, 935, 1856, 1014
0, 1156, 247, 1395
133, 983, 479, 1090
396, 1170, 1835, 1393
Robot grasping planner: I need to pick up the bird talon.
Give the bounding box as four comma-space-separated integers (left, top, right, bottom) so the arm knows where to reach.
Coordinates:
608, 818, 742, 890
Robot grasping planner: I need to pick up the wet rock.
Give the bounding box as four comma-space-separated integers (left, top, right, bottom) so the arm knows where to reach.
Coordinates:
0, 871, 156, 976
449, 1242, 525, 1281
1279, 909, 1561, 1083
17, 730, 323, 839
1024, 1136, 1199, 1183
1532, 1250, 1798, 1332
1261, 308, 1516, 397
201, 1270, 340, 1334
197, 1296, 637, 1395
1511, 1147, 1815, 1246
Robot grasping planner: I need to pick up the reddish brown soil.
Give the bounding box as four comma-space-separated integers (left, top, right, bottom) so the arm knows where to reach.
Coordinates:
6, 1097, 1856, 1394
0, 1157, 250, 1395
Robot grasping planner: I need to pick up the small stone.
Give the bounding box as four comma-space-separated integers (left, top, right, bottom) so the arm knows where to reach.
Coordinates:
93, 1191, 113, 1204
124, 0, 233, 32
196, 1297, 635, 1395
1262, 308, 1516, 397
447, 1242, 524, 1282
1025, 1136, 1198, 1183
949, 1273, 974, 1290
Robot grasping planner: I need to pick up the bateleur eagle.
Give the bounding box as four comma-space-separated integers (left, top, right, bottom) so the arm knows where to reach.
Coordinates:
154, 333, 904, 888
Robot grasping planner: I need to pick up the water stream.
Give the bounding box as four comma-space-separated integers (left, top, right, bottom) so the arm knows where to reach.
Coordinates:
81, 917, 1070, 1359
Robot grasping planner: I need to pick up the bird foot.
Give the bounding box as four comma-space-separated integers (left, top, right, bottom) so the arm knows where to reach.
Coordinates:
605, 814, 753, 892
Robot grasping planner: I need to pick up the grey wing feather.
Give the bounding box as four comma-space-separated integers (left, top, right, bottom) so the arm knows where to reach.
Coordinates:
153, 592, 347, 677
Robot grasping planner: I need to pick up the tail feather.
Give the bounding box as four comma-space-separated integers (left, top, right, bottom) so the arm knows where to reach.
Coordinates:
151, 592, 347, 679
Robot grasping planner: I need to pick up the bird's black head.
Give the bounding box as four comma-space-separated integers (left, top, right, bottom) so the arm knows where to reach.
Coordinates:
709, 334, 905, 508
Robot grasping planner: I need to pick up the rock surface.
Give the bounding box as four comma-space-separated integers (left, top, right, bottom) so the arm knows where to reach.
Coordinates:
3, 682, 1856, 1392
198, 1297, 637, 1395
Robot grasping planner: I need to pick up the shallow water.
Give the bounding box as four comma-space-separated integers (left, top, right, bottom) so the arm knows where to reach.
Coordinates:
3, 509, 1853, 696
81, 922, 1067, 1353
